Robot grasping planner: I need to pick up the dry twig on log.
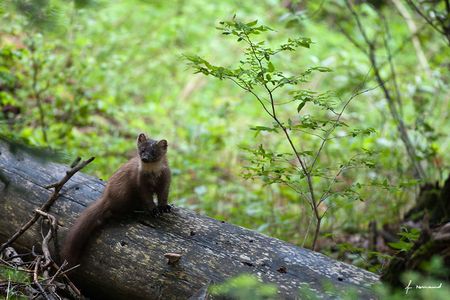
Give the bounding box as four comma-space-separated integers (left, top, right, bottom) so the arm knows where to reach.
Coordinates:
0, 156, 94, 253
0, 154, 93, 299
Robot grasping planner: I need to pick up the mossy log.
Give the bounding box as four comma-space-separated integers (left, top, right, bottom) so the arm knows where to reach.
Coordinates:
0, 141, 379, 299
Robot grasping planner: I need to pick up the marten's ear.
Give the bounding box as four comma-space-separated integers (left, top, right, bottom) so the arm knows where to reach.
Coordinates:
137, 133, 147, 144
158, 139, 168, 150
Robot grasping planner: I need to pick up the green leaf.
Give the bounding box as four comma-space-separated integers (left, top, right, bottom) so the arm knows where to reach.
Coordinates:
267, 61, 274, 72
313, 66, 332, 72
75, 0, 93, 9
299, 150, 313, 156
297, 101, 306, 113
250, 126, 277, 132
388, 241, 413, 252
246, 20, 258, 27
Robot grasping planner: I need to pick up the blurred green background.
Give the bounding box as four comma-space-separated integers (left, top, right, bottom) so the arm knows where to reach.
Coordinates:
0, 0, 448, 272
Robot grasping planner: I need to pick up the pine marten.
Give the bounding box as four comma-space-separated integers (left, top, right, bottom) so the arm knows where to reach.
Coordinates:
61, 133, 172, 266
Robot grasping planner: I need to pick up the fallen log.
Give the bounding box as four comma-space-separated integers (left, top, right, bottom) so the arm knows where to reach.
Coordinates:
0, 141, 379, 299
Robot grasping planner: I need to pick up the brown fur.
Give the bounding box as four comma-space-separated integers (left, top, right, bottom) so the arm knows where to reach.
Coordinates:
61, 134, 171, 266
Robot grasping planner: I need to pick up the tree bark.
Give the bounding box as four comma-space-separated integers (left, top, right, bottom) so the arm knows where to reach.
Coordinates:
0, 141, 379, 299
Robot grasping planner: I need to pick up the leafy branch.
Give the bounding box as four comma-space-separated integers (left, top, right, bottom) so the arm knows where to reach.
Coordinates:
187, 19, 377, 250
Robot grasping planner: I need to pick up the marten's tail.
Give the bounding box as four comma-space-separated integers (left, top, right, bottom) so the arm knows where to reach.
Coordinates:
61, 199, 108, 266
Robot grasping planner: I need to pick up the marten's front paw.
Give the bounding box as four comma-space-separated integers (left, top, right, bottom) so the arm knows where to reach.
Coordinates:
150, 207, 161, 217
150, 205, 172, 217
157, 204, 172, 214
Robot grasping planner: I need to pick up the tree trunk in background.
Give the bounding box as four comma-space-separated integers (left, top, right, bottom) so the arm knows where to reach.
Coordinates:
0, 141, 379, 299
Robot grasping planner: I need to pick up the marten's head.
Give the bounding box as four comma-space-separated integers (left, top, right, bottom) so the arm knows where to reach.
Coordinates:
137, 133, 168, 163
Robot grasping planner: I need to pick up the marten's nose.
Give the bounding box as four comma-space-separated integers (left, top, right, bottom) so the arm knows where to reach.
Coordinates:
141, 157, 150, 163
